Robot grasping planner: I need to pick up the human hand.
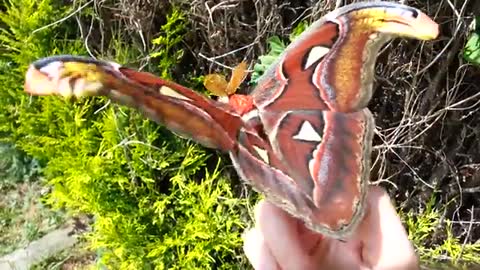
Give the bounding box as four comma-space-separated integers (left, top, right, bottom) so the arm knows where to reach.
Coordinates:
243, 187, 418, 270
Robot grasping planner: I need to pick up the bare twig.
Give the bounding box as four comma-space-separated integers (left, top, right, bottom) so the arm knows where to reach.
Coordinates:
32, 0, 94, 34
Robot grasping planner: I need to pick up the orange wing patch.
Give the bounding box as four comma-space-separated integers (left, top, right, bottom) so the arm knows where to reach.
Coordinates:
204, 61, 248, 97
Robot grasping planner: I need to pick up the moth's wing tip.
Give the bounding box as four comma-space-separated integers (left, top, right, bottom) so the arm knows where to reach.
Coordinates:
24, 64, 57, 96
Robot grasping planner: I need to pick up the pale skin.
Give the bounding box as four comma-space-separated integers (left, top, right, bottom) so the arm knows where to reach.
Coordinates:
243, 187, 419, 270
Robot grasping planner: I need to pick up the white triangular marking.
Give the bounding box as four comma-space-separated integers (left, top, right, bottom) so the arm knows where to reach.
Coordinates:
304, 46, 330, 69
253, 145, 269, 164
159, 86, 191, 101
39, 61, 63, 78
241, 109, 259, 122
293, 121, 322, 142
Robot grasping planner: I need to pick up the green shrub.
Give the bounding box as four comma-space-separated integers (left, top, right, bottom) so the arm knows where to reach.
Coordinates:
401, 196, 480, 268
250, 22, 307, 84
150, 7, 187, 79
250, 36, 287, 85
1, 1, 250, 269
0, 143, 40, 188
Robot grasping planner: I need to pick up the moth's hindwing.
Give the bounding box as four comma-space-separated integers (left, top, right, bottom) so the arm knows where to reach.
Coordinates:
235, 109, 374, 238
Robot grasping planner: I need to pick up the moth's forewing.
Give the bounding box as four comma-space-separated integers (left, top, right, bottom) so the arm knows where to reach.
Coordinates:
252, 2, 438, 112
25, 56, 243, 151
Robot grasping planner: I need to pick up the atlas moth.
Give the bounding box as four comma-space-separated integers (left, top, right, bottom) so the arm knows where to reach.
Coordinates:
24, 1, 439, 239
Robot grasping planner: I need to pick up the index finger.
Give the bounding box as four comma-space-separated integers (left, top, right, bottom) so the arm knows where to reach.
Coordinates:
255, 200, 323, 270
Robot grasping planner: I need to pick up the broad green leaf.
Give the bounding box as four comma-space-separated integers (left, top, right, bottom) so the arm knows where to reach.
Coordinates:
464, 17, 480, 65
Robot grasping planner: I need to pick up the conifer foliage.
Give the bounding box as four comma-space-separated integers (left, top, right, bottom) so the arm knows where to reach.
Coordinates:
1, 0, 250, 268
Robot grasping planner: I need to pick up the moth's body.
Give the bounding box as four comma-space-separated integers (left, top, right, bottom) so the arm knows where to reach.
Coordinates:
24, 1, 438, 239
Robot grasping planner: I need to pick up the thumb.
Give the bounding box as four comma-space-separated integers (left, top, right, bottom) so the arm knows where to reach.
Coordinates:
354, 187, 419, 269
